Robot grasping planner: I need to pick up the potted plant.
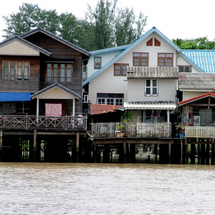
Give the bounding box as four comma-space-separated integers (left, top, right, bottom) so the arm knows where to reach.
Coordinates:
117, 111, 133, 137
117, 123, 126, 137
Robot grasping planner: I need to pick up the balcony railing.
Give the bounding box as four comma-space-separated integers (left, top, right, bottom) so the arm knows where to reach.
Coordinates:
0, 115, 87, 131
91, 122, 171, 138
127, 66, 179, 79
185, 126, 215, 138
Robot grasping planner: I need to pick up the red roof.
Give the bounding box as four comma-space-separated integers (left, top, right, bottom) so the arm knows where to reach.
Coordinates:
178, 92, 215, 106
90, 103, 123, 115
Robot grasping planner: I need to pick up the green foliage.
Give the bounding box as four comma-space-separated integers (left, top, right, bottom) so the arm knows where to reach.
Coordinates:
173, 37, 215, 49
2, 1, 147, 51
3, 3, 60, 38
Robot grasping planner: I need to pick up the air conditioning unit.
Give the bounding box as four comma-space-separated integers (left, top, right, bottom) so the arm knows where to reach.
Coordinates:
83, 95, 89, 103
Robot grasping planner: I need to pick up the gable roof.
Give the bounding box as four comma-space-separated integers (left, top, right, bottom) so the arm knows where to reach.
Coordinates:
178, 92, 215, 106
31, 82, 82, 100
0, 36, 51, 56
83, 27, 204, 86
182, 50, 215, 73
21, 27, 90, 57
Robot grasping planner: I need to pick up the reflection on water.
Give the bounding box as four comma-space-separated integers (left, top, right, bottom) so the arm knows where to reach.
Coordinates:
0, 163, 215, 214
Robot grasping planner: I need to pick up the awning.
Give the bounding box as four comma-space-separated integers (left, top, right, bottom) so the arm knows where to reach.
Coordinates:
0, 92, 31, 102
124, 101, 176, 110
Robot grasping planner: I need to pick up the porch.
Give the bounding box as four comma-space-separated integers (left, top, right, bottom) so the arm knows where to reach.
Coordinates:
91, 122, 172, 138
185, 126, 215, 139
0, 115, 87, 131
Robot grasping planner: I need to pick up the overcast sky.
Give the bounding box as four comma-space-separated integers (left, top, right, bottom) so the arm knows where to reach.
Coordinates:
0, 0, 215, 43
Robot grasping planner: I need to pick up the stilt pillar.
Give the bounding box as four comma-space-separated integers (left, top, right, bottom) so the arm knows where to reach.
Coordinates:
93, 144, 97, 163
0, 130, 2, 162
211, 144, 215, 165
123, 141, 127, 163
180, 139, 183, 164
33, 130, 37, 162
168, 141, 171, 164
76, 132, 80, 162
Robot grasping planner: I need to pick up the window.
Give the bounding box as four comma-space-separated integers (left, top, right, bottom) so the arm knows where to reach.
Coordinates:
133, 52, 149, 66
97, 93, 124, 105
46, 63, 73, 82
145, 80, 158, 96
3, 61, 30, 81
158, 53, 173, 67
4, 102, 16, 113
178, 65, 192, 72
114, 63, 128, 76
94, 57, 102, 69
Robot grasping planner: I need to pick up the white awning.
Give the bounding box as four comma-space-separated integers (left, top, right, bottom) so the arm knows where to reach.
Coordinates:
124, 101, 176, 110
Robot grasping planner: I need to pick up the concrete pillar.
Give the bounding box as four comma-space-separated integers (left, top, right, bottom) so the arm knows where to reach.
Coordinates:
167, 110, 170, 123
76, 132, 80, 162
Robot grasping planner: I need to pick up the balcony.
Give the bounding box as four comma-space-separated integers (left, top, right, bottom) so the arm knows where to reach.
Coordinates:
91, 122, 171, 138
0, 115, 87, 131
185, 126, 215, 138
127, 66, 179, 79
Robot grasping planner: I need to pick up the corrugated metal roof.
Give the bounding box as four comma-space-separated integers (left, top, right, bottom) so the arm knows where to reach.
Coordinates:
124, 101, 176, 110
90, 103, 122, 115
178, 92, 215, 106
182, 50, 215, 73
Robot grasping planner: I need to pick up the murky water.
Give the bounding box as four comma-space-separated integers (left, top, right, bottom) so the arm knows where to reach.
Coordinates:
0, 163, 215, 215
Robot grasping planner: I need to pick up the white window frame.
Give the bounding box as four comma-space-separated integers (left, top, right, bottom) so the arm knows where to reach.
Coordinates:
145, 79, 158, 96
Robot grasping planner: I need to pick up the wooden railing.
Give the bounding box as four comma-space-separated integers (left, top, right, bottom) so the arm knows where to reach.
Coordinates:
0, 115, 87, 131
185, 126, 215, 138
91, 122, 172, 138
127, 66, 178, 78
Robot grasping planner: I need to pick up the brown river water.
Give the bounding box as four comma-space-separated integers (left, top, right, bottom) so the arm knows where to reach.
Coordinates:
0, 163, 215, 215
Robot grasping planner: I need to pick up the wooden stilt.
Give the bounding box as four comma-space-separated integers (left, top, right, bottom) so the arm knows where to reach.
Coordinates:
206, 144, 210, 165
201, 144, 205, 164
198, 144, 201, 164
211, 144, 215, 165
168, 141, 171, 164
94, 144, 97, 163
76, 132, 80, 162
128, 143, 131, 163
180, 140, 183, 164
33, 130, 37, 162
123, 141, 127, 163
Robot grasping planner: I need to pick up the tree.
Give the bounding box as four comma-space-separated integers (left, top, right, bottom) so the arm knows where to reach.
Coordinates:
115, 8, 147, 46
86, 0, 117, 50
173, 37, 215, 49
85, 0, 147, 50
3, 3, 60, 38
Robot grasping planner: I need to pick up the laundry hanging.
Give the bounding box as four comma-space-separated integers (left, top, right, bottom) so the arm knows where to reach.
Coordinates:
45, 103, 62, 117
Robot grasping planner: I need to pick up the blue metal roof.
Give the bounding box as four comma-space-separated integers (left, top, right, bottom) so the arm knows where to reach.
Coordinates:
182, 50, 215, 73
0, 93, 31, 102
90, 45, 130, 55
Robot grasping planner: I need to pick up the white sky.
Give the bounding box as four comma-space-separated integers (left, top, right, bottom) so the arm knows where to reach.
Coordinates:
0, 0, 215, 43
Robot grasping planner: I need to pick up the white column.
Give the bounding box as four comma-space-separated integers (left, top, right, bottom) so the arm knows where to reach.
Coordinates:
73, 99, 75, 116
167, 110, 170, 123
36, 98, 39, 120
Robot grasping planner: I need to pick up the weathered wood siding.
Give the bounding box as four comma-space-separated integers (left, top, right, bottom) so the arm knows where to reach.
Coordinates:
0, 56, 40, 92
24, 33, 84, 114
